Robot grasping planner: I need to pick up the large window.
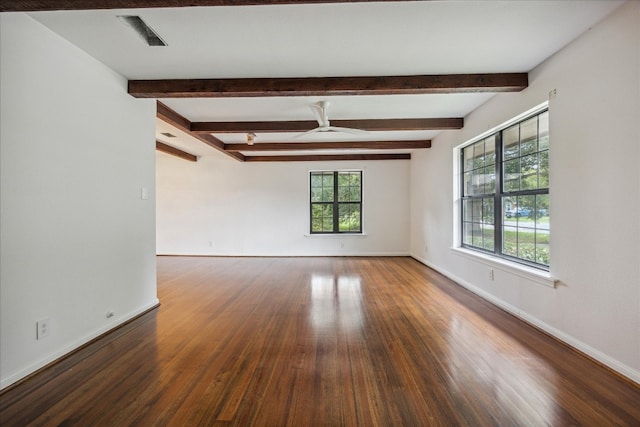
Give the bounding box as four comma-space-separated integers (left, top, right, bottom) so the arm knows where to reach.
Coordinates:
461, 108, 549, 269
310, 171, 362, 234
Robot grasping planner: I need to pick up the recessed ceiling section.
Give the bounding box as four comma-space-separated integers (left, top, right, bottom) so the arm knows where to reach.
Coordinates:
158, 94, 494, 123
215, 131, 439, 144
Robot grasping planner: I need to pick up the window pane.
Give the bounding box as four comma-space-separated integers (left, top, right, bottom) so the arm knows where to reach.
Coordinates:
485, 136, 496, 166
539, 150, 549, 188
471, 199, 482, 222
503, 159, 520, 192
338, 172, 361, 202
520, 116, 538, 155
517, 195, 535, 221
481, 223, 494, 251
502, 226, 518, 257
463, 171, 473, 196
520, 153, 539, 190
503, 196, 516, 220
483, 166, 495, 194
322, 173, 333, 188
483, 198, 494, 225
463, 222, 473, 245
339, 204, 360, 232
310, 171, 334, 202
473, 140, 485, 169
518, 228, 536, 262
539, 111, 549, 150
535, 194, 549, 227
503, 125, 519, 160
338, 185, 349, 202
472, 223, 483, 247
536, 231, 550, 266
311, 203, 333, 233
463, 145, 475, 171
472, 170, 481, 196
337, 173, 350, 202
311, 188, 322, 202
321, 188, 333, 202
463, 199, 472, 222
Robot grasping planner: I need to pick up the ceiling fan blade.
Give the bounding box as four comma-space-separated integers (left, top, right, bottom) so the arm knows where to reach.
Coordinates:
291, 101, 367, 139
326, 126, 368, 135
292, 127, 323, 139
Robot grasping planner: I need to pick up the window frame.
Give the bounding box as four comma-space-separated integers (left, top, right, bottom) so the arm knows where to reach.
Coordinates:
459, 104, 549, 270
309, 170, 363, 235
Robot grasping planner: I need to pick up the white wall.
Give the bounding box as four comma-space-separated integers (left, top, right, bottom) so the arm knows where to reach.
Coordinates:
157, 154, 410, 256
0, 13, 158, 389
410, 2, 639, 382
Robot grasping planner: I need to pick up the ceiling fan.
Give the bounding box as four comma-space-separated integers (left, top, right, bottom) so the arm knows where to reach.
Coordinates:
295, 101, 367, 138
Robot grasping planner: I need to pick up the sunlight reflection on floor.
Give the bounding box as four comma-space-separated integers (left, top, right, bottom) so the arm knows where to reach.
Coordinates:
310, 274, 364, 333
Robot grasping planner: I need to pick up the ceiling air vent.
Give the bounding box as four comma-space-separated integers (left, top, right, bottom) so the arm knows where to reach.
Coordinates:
117, 16, 167, 47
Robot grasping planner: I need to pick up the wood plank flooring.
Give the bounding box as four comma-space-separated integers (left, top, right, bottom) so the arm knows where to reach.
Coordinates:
1, 256, 638, 426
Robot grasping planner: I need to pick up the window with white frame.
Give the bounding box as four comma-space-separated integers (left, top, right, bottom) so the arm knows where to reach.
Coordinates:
460, 107, 549, 269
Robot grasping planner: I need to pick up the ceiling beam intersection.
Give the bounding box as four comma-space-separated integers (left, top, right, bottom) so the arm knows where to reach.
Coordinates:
156, 101, 245, 162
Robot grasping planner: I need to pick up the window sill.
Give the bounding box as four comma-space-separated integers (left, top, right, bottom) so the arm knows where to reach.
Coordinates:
451, 246, 557, 288
304, 233, 368, 239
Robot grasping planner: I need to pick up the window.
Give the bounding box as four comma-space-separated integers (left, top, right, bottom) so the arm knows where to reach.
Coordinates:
461, 108, 549, 269
310, 171, 362, 234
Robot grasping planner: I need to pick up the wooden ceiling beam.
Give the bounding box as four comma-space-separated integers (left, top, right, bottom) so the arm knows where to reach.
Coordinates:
129, 74, 528, 98
244, 153, 411, 162
156, 101, 245, 162
191, 118, 462, 134
156, 141, 198, 162
224, 140, 430, 151
1, 0, 425, 12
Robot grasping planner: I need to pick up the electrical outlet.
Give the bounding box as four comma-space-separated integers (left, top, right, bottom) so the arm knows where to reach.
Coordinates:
36, 318, 50, 340
208, 240, 214, 247
488, 269, 495, 281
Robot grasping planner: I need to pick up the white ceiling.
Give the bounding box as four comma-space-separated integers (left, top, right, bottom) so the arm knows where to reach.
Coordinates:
29, 1, 623, 159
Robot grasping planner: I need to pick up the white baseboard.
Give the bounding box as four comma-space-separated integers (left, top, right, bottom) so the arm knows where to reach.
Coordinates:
411, 254, 640, 385
0, 299, 160, 390
156, 252, 410, 257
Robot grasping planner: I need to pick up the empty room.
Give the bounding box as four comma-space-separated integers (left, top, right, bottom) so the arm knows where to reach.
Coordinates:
1, 1, 639, 425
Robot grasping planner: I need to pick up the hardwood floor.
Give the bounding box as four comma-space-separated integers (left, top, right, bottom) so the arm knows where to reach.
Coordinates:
1, 256, 638, 426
